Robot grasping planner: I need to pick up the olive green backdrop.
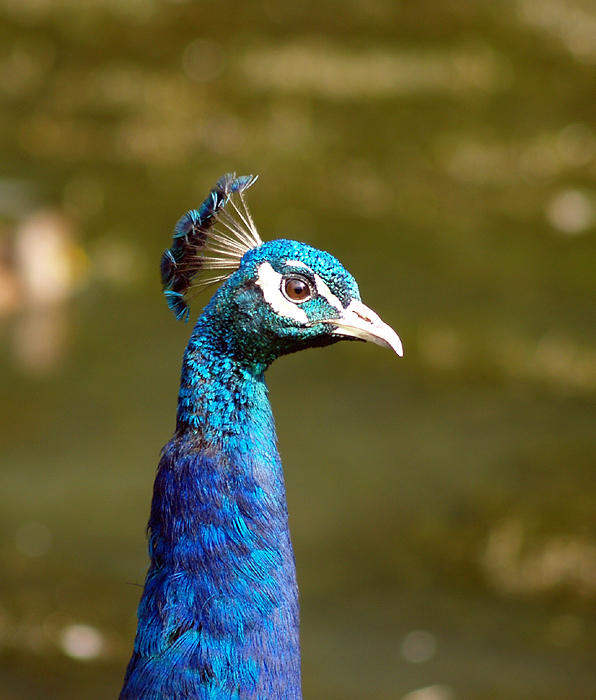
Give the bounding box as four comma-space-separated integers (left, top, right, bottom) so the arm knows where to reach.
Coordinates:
1, 1, 595, 698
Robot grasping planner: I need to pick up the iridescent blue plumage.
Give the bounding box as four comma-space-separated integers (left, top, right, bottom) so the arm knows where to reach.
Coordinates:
120, 176, 402, 700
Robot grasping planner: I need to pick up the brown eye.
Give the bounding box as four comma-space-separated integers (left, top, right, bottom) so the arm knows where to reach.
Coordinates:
283, 277, 312, 303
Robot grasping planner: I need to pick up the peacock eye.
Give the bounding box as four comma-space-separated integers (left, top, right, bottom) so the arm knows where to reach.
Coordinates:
282, 276, 312, 303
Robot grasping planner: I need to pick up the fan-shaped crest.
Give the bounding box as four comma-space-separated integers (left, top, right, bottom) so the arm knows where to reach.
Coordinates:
161, 173, 262, 321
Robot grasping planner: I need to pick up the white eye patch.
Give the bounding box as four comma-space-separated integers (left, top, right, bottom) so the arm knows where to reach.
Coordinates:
284, 260, 312, 271
255, 262, 309, 323
285, 260, 343, 311
255, 261, 345, 323
313, 274, 343, 312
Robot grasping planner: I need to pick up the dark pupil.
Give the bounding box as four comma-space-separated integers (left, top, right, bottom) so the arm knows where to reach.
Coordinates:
285, 278, 309, 301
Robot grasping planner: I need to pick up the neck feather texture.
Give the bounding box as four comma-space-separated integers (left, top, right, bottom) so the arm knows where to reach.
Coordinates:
120, 321, 301, 700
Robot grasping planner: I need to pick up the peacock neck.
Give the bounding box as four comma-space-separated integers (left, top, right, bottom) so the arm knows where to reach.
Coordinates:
175, 321, 273, 442
120, 317, 302, 699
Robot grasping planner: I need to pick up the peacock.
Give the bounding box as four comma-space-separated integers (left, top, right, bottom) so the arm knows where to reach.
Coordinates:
119, 174, 402, 699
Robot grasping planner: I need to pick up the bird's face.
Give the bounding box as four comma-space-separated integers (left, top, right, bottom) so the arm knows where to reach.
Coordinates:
205, 239, 402, 367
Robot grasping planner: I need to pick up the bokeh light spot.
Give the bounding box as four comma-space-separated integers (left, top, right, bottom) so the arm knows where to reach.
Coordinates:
59, 624, 104, 660
400, 630, 437, 663
402, 685, 454, 700
545, 189, 594, 234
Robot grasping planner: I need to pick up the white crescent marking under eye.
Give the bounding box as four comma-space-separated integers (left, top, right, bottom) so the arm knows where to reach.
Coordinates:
313, 274, 343, 312
255, 262, 309, 324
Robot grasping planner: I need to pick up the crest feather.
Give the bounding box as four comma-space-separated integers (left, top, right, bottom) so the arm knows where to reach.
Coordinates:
161, 173, 262, 321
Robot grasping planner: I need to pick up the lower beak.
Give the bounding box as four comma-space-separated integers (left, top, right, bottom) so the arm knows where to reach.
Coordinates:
326, 299, 403, 356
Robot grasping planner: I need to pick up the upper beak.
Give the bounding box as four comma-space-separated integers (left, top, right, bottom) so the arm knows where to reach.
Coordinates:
325, 299, 403, 356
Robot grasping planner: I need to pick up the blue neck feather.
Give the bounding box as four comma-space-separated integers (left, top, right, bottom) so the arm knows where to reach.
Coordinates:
120, 305, 301, 700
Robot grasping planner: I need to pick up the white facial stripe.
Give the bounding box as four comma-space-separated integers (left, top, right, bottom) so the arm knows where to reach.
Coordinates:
285, 260, 313, 272
313, 274, 343, 312
255, 262, 309, 324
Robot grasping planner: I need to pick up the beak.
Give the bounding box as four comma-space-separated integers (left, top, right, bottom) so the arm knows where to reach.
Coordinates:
325, 299, 403, 356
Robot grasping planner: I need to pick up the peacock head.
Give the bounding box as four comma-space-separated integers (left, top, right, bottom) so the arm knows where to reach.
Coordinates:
161, 174, 402, 366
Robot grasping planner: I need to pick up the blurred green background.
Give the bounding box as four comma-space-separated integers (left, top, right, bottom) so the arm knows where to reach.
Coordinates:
1, 0, 596, 698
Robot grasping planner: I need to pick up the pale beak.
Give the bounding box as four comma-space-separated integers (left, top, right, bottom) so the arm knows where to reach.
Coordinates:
325, 299, 403, 356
